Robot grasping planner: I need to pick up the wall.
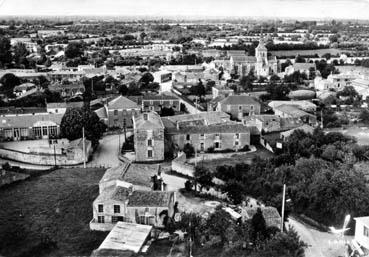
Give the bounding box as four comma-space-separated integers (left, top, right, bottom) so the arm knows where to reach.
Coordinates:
0, 141, 91, 166
134, 128, 164, 162
355, 221, 369, 250
107, 108, 139, 128
170, 132, 250, 152
171, 152, 195, 177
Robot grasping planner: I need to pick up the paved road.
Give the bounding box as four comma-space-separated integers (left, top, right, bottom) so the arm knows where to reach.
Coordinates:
86, 133, 129, 168
288, 217, 351, 257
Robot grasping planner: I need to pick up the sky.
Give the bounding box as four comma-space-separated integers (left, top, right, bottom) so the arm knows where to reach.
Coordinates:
0, 0, 368, 20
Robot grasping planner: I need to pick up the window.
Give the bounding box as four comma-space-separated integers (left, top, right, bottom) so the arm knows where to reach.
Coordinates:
200, 134, 204, 138
200, 143, 204, 151
98, 204, 103, 213
97, 216, 104, 223
250, 105, 254, 110
143, 113, 148, 120
235, 141, 239, 146
148, 150, 153, 158
215, 142, 220, 149
42, 126, 48, 136
114, 205, 120, 213
238, 105, 242, 111
235, 133, 240, 139
364, 226, 369, 237
114, 110, 118, 116
49, 126, 57, 136
148, 139, 152, 146
186, 134, 191, 141
112, 216, 124, 223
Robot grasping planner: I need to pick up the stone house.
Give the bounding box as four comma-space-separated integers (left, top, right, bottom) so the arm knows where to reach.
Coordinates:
164, 121, 251, 152
90, 163, 176, 231
217, 95, 261, 120
130, 94, 180, 113
96, 96, 141, 129
133, 112, 165, 162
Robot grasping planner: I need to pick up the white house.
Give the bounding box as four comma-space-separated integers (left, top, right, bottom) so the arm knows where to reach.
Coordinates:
354, 216, 369, 251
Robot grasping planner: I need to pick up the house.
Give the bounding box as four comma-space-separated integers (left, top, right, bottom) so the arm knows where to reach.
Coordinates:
91, 222, 153, 256
217, 95, 261, 120
164, 122, 251, 152
133, 112, 165, 162
0, 111, 64, 141
353, 216, 369, 252
280, 124, 315, 140
273, 105, 317, 126
100, 96, 140, 129
211, 84, 234, 99
153, 71, 173, 93
46, 102, 84, 114
162, 111, 231, 126
285, 63, 316, 77
90, 163, 176, 231
48, 82, 85, 98
243, 115, 282, 133
130, 94, 180, 113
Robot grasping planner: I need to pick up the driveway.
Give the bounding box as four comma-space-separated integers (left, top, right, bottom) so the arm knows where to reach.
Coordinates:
288, 217, 352, 257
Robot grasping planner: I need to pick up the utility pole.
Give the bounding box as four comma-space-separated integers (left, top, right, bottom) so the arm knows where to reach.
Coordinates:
281, 184, 286, 232
321, 109, 324, 129
82, 127, 86, 169
118, 133, 121, 154
53, 144, 57, 167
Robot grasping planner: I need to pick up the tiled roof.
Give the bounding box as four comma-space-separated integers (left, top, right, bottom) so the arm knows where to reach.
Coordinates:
162, 111, 231, 128
231, 55, 257, 63
142, 94, 178, 101
275, 104, 313, 117
111, 186, 131, 201
133, 112, 164, 130
127, 190, 171, 207
166, 123, 250, 135
243, 207, 281, 228
0, 107, 46, 115
219, 95, 260, 106
0, 113, 64, 128
108, 96, 139, 110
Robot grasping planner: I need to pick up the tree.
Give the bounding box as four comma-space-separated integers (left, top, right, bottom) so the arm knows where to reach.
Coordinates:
119, 84, 128, 95
0, 73, 21, 97
65, 42, 85, 59
160, 107, 175, 117
256, 228, 306, 257
183, 143, 195, 158
60, 107, 107, 146
359, 109, 369, 124
0, 37, 12, 68
222, 180, 245, 205
251, 208, 268, 243
194, 166, 214, 190
240, 75, 254, 91
206, 206, 233, 245
13, 42, 29, 68
139, 72, 154, 87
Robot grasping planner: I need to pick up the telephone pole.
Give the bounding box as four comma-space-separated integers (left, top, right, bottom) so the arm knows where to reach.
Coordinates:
82, 127, 86, 168
281, 184, 286, 232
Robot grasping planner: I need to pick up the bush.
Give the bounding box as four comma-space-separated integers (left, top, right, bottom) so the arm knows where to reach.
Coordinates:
207, 146, 215, 153
183, 143, 195, 158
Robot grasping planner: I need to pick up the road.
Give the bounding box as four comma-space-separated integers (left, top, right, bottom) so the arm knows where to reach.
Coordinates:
288, 217, 352, 257
85, 132, 129, 168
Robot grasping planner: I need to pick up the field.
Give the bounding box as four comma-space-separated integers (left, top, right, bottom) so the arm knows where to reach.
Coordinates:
0, 168, 108, 257
199, 147, 274, 172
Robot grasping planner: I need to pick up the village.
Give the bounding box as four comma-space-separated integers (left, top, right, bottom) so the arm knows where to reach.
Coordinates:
3, 13, 369, 257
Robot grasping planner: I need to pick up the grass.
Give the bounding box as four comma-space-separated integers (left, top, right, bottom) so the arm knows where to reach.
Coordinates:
0, 167, 108, 257
199, 146, 274, 173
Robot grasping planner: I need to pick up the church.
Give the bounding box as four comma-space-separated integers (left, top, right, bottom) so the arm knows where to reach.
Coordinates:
228, 37, 278, 78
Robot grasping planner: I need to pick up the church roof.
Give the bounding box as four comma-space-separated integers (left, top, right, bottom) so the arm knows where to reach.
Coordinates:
256, 39, 267, 51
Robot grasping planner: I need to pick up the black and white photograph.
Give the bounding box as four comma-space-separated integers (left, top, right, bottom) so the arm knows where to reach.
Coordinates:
0, 0, 369, 256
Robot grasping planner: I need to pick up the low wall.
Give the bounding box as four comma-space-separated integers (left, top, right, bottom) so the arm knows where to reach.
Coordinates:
0, 148, 87, 166
89, 219, 115, 231
171, 152, 195, 177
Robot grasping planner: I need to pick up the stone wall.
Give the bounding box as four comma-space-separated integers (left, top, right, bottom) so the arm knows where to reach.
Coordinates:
171, 152, 195, 177
0, 141, 92, 166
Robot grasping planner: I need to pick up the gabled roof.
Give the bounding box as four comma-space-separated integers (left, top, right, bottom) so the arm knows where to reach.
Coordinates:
127, 191, 172, 207
108, 96, 139, 110
0, 113, 64, 128
166, 123, 250, 135
133, 112, 164, 130
219, 95, 260, 106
